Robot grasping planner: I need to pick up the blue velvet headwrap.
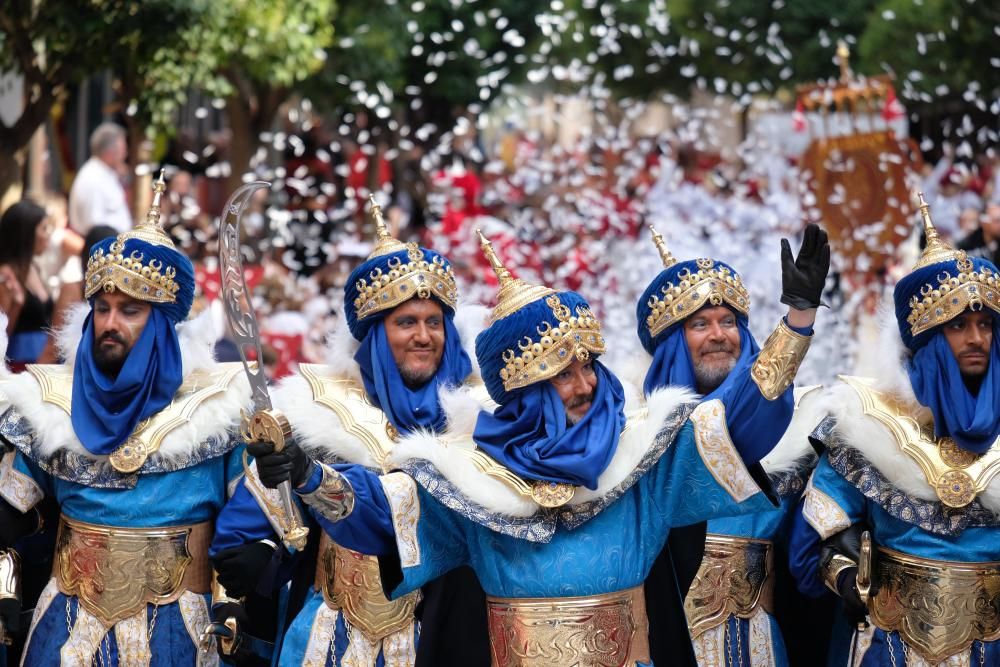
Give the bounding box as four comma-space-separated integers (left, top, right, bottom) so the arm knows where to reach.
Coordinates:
345, 246, 455, 342
642, 314, 759, 398
474, 290, 625, 489
473, 361, 626, 490
355, 315, 472, 435
71, 236, 194, 455
636, 258, 746, 355
894, 254, 1000, 453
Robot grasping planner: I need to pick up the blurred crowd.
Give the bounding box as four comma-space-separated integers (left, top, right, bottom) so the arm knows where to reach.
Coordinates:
2, 114, 999, 385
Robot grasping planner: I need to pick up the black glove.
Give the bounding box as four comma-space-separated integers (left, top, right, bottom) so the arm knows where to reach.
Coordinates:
780, 223, 831, 310
820, 523, 873, 625
247, 439, 313, 489
208, 601, 250, 665
211, 542, 276, 600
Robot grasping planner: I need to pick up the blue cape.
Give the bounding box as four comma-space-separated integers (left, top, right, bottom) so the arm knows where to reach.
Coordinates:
71, 309, 183, 455
355, 316, 472, 435
473, 361, 626, 490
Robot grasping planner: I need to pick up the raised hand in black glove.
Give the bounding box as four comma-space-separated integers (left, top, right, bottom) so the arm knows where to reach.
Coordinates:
247, 439, 313, 489
207, 601, 251, 665
820, 523, 872, 625
211, 541, 276, 600
780, 223, 831, 311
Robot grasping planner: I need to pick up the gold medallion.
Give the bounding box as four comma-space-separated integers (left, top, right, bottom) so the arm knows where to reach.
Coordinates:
109, 436, 149, 473
530, 481, 575, 508
938, 437, 978, 469
936, 470, 977, 508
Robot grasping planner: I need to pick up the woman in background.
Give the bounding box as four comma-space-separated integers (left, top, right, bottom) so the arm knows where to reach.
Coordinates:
0, 200, 54, 370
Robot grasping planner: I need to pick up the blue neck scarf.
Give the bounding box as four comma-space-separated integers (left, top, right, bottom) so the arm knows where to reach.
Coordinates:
908, 328, 1000, 454
71, 309, 183, 456
355, 316, 472, 435
473, 361, 626, 490
643, 319, 759, 398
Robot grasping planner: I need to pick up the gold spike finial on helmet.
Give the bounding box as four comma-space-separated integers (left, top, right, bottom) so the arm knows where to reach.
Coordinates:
912, 190, 960, 269
118, 168, 175, 248
367, 193, 407, 258
649, 225, 677, 269
476, 228, 555, 323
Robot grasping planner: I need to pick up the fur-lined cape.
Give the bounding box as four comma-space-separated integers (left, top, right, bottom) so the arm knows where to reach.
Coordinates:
0, 306, 251, 481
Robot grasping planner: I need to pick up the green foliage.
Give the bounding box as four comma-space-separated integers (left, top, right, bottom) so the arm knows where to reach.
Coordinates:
857, 0, 1000, 103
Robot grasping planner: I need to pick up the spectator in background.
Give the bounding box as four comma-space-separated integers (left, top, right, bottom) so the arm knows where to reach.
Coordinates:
68, 122, 132, 234
959, 201, 1000, 267
0, 201, 55, 369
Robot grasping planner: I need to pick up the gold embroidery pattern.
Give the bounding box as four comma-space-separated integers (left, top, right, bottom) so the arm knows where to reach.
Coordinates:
115, 611, 151, 667
692, 623, 726, 667
381, 624, 418, 667
868, 547, 1000, 664
801, 477, 852, 540
691, 400, 759, 503
22, 578, 58, 659
379, 473, 421, 569
243, 455, 306, 541
750, 320, 812, 401
177, 591, 216, 667
851, 625, 874, 667
0, 450, 43, 512
342, 622, 379, 667
302, 603, 339, 667
60, 602, 107, 666
748, 609, 776, 667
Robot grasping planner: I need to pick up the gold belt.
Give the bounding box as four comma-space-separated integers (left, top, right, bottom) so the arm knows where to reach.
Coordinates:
55, 514, 212, 627
486, 585, 650, 667
315, 533, 419, 641
684, 534, 775, 638
869, 547, 1000, 664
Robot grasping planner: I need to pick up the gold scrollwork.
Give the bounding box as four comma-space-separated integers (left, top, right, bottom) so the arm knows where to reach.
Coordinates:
751, 319, 812, 400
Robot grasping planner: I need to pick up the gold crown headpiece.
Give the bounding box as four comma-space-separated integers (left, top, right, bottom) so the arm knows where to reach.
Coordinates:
906, 192, 1000, 336
499, 294, 606, 392
84, 170, 181, 303
353, 195, 458, 320
644, 227, 750, 337
477, 230, 605, 390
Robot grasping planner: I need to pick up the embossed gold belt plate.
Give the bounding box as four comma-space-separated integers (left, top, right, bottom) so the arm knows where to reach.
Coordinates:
55, 515, 212, 627
486, 585, 649, 667
315, 534, 419, 641
869, 547, 1000, 663
685, 534, 775, 638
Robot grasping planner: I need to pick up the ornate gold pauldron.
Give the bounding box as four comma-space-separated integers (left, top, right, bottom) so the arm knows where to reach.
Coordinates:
684, 535, 775, 638
750, 320, 812, 400
869, 547, 1000, 663
645, 258, 750, 337
27, 362, 245, 474
315, 534, 419, 641
906, 252, 1000, 336
486, 586, 650, 667
840, 375, 1000, 508
499, 294, 605, 393
354, 243, 458, 321
55, 515, 211, 627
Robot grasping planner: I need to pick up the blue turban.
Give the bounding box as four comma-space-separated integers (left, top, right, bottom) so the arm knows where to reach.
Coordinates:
71, 234, 195, 456
473, 290, 625, 490
345, 244, 471, 434
894, 252, 1000, 454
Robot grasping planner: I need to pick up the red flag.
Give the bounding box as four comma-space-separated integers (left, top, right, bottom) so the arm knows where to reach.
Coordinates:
882, 86, 904, 122
792, 99, 807, 133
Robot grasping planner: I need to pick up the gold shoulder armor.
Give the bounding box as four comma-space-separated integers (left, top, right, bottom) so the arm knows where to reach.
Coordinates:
751, 319, 812, 400
839, 375, 1000, 508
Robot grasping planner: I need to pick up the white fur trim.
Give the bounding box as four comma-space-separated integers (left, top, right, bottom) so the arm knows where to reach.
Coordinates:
271, 372, 380, 469
54, 303, 90, 368
322, 309, 362, 383
386, 384, 698, 517
453, 300, 489, 378
0, 326, 250, 465
760, 386, 827, 475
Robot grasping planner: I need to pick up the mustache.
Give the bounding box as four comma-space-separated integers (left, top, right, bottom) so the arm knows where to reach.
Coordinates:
568, 393, 594, 409
700, 343, 736, 355
100, 331, 126, 345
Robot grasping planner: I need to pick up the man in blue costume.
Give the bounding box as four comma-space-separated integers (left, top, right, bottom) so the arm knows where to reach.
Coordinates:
637, 226, 829, 667
248, 228, 825, 666
789, 196, 1000, 665
0, 176, 250, 665
209, 198, 491, 666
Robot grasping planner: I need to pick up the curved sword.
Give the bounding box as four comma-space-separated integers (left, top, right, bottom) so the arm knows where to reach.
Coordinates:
219, 182, 309, 551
